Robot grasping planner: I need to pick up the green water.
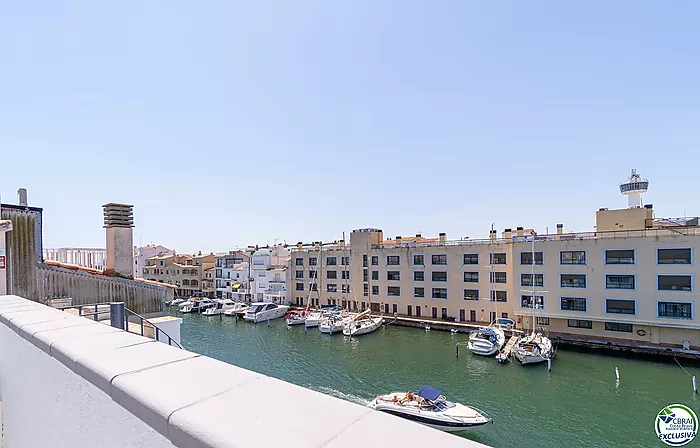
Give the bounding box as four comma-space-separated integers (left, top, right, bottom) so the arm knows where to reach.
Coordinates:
173, 311, 699, 448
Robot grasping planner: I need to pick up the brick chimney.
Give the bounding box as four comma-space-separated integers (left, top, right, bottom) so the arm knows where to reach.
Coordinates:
103, 203, 134, 278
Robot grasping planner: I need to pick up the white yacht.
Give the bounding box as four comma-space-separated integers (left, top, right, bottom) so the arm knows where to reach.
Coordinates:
342, 310, 383, 337
242, 302, 289, 323
319, 314, 350, 334
368, 386, 491, 432
304, 311, 326, 328
169, 297, 187, 307
467, 326, 506, 356
202, 299, 236, 316
180, 298, 215, 313
223, 302, 249, 317
512, 332, 553, 365
285, 309, 308, 326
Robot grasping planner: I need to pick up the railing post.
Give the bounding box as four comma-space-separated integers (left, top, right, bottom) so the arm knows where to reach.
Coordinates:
110, 302, 126, 330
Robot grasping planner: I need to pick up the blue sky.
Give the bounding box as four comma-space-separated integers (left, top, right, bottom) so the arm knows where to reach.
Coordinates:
1, 1, 698, 254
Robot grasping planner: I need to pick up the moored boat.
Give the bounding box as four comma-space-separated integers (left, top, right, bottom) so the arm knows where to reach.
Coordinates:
223, 302, 249, 317
285, 309, 308, 326
342, 309, 383, 337
242, 302, 289, 323
512, 332, 553, 365
368, 386, 492, 432
202, 299, 236, 316
467, 327, 506, 356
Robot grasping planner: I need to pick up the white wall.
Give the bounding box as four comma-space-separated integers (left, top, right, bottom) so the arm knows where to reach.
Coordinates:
0, 323, 175, 448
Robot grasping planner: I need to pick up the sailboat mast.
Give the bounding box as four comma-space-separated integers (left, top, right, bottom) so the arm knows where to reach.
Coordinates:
343, 231, 348, 307
490, 223, 495, 325
531, 232, 536, 334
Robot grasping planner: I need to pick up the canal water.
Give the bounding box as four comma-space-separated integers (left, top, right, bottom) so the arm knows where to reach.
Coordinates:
173, 311, 698, 448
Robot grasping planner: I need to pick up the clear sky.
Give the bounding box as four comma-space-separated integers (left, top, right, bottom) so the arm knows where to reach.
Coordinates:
1, 1, 698, 254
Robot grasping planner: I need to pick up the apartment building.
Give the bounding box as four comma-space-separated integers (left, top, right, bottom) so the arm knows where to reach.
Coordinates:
142, 252, 216, 297
288, 241, 353, 308
133, 244, 174, 278
288, 173, 700, 349
214, 251, 251, 299
250, 245, 291, 304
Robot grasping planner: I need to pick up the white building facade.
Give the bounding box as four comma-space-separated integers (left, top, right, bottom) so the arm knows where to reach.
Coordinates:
250, 246, 290, 304
134, 245, 174, 279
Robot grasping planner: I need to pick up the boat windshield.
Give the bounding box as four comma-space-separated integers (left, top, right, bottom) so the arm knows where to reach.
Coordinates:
250, 305, 265, 313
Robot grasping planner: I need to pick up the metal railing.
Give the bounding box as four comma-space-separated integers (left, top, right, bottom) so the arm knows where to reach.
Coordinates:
56, 302, 182, 349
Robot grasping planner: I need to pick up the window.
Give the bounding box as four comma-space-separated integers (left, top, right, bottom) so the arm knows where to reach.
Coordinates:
560, 250, 586, 265
464, 289, 479, 301
521, 273, 544, 287
658, 248, 692, 265
537, 317, 549, 326
521, 295, 544, 309
371, 256, 378, 266
568, 319, 592, 329
327, 284, 338, 293
363, 284, 368, 296
658, 302, 692, 319
490, 272, 507, 284
561, 297, 587, 312
309, 271, 317, 279
605, 249, 635, 265
432, 288, 448, 299
295, 270, 304, 279
309, 283, 318, 292
363, 255, 367, 267
606, 275, 635, 290
561, 274, 586, 288
491, 290, 507, 302
414, 287, 425, 298
309, 257, 317, 266
413, 255, 424, 266
432, 254, 447, 265
325, 270, 337, 279
463, 272, 479, 283
372, 285, 379, 295
463, 253, 479, 265
606, 299, 635, 315
341, 256, 350, 265
388, 286, 401, 297
342, 271, 350, 280
432, 271, 447, 282
342, 284, 350, 293
490, 253, 507, 265
387, 271, 400, 281
387, 256, 400, 266
326, 257, 337, 266
296, 283, 304, 291
414, 271, 425, 282
658, 275, 692, 292
520, 252, 543, 265
363, 269, 368, 282
605, 322, 633, 333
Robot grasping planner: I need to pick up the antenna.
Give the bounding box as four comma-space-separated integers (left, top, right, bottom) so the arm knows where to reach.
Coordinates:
619, 169, 649, 209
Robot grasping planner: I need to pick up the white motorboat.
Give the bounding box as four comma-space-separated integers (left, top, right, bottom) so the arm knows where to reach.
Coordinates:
467, 326, 506, 356
169, 297, 188, 307
242, 302, 289, 323
368, 386, 491, 432
223, 302, 249, 317
180, 298, 216, 313
512, 332, 553, 365
319, 314, 350, 334
202, 299, 236, 316
342, 310, 383, 337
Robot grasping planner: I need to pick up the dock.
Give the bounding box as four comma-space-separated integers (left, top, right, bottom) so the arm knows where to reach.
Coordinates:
501, 335, 519, 357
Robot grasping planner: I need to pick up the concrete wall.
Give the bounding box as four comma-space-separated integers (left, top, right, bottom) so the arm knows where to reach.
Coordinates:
1, 204, 43, 299
38, 264, 165, 315
0, 294, 486, 448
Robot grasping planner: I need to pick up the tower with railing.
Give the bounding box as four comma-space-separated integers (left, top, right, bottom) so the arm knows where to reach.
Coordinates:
619, 169, 649, 209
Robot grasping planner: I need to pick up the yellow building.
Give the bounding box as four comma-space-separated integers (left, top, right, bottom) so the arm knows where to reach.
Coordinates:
289, 205, 700, 350
143, 253, 216, 297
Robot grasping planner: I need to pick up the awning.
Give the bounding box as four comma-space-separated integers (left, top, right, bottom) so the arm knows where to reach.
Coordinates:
232, 284, 241, 289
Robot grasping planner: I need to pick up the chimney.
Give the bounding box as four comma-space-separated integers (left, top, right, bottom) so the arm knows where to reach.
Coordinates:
314, 241, 321, 249
439, 232, 446, 246
489, 230, 497, 242
556, 224, 563, 235
395, 236, 402, 240
503, 228, 512, 240
516, 227, 524, 238
339, 239, 345, 248
17, 188, 28, 207
297, 242, 303, 250
103, 203, 134, 278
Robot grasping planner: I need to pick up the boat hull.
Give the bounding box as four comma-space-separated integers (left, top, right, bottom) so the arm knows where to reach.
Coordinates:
369, 397, 491, 432
375, 408, 490, 432
343, 317, 383, 336
243, 306, 289, 323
